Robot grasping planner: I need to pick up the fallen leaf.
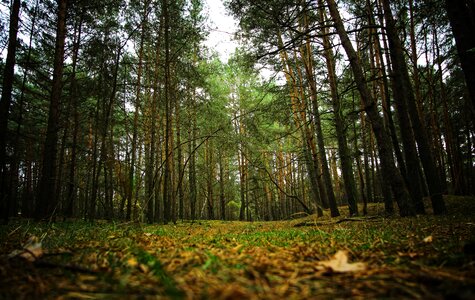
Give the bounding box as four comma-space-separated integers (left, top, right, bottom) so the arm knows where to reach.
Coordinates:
139, 264, 149, 273
397, 251, 419, 258
127, 257, 138, 268
318, 250, 366, 273
423, 235, 433, 243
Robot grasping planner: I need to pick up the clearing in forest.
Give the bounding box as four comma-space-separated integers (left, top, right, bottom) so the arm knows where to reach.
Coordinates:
1, 196, 474, 299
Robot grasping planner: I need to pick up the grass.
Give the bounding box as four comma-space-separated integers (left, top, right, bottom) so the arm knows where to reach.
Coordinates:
0, 195, 474, 299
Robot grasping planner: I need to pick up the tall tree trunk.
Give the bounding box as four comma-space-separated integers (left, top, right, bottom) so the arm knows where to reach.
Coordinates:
297, 40, 340, 217
176, 87, 184, 221
147, 22, 162, 223
369, 0, 407, 181
319, 2, 358, 215
219, 151, 226, 220
433, 26, 465, 195
277, 32, 327, 213
189, 92, 197, 221
352, 105, 368, 215
206, 140, 214, 219
326, 0, 414, 216
129, 1, 148, 220
377, 9, 425, 213
238, 118, 247, 221
381, 0, 447, 215
35, 0, 68, 220
445, 0, 475, 114
14, 0, 39, 218
162, 0, 173, 224
0, 0, 21, 223
65, 17, 83, 218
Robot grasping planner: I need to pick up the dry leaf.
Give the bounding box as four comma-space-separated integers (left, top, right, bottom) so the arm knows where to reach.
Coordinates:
423, 235, 433, 243
139, 264, 149, 273
318, 250, 366, 273
127, 257, 138, 268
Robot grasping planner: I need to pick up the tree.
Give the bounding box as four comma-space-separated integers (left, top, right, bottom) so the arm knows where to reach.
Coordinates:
35, 0, 68, 220
326, 0, 415, 217
318, 0, 358, 216
0, 0, 21, 223
381, 0, 447, 215
445, 0, 475, 114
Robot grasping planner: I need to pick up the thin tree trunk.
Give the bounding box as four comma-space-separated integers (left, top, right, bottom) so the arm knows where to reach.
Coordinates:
176, 87, 184, 221
319, 2, 358, 215
189, 92, 197, 221
129, 1, 148, 220
277, 32, 326, 213
297, 41, 340, 217
162, 0, 174, 224
326, 0, 414, 216
219, 151, 226, 220
65, 17, 83, 218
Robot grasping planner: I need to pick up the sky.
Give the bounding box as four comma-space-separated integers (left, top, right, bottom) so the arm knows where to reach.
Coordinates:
203, 0, 239, 62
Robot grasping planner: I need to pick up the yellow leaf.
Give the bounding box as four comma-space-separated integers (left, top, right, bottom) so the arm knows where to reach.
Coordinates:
318, 250, 366, 273
127, 257, 138, 268
423, 235, 433, 243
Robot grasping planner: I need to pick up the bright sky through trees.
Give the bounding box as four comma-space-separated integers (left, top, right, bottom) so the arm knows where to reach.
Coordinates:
203, 0, 239, 61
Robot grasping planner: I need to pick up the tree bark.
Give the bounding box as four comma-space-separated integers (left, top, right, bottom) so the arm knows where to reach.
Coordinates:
319, 2, 358, 216
297, 35, 340, 217
277, 32, 327, 214
128, 1, 148, 220
219, 151, 226, 220
35, 0, 68, 220
381, 0, 447, 215
0, 0, 21, 223
445, 0, 475, 115
326, 0, 414, 216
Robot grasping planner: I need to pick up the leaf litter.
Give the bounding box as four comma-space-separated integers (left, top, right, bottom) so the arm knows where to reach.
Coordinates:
0, 196, 474, 299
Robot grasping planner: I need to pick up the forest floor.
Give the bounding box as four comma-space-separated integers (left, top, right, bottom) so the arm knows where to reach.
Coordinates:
1, 196, 474, 299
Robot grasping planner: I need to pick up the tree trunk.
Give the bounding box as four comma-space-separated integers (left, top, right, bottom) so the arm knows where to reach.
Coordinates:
12, 0, 39, 219
297, 42, 340, 217
381, 0, 447, 215
0, 0, 21, 223
319, 2, 358, 215
65, 18, 83, 218
445, 0, 475, 114
326, 0, 414, 217
219, 151, 226, 220
128, 1, 148, 220
277, 32, 327, 214
35, 0, 68, 220
238, 120, 247, 221
378, 8, 425, 213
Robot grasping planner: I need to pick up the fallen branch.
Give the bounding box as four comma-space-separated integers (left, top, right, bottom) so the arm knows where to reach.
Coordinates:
293, 216, 382, 227
34, 260, 99, 274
